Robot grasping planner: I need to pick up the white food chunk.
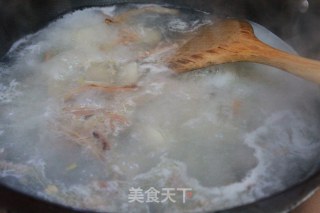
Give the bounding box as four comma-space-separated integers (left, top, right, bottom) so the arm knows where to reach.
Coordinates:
140, 28, 162, 45
117, 62, 140, 85
145, 126, 165, 148
85, 61, 117, 84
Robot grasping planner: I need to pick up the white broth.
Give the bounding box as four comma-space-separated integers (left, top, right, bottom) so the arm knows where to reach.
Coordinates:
0, 4, 320, 212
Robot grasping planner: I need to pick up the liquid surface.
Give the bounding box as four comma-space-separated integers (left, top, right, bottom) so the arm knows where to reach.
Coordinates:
1, 4, 320, 212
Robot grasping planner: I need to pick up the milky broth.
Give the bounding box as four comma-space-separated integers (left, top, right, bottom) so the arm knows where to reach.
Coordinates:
0, 4, 320, 212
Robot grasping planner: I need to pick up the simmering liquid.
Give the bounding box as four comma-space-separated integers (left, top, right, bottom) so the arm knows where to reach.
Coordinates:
0, 4, 320, 212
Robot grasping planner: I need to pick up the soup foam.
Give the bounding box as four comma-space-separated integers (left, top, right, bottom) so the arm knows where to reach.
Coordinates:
0, 4, 320, 212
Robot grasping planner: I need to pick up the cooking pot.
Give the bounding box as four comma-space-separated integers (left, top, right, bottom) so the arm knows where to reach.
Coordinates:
0, 0, 320, 212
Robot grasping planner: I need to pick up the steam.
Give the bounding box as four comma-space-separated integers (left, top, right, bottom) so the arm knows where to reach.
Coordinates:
299, 0, 309, 13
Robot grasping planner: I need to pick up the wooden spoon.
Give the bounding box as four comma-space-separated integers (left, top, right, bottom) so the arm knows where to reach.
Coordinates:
167, 19, 320, 84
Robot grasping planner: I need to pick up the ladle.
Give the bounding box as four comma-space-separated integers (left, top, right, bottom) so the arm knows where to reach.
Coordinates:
168, 19, 320, 84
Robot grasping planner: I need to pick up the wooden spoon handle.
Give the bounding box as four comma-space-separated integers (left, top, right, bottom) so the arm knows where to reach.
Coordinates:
247, 40, 320, 84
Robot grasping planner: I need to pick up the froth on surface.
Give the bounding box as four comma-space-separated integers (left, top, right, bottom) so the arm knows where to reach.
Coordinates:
0, 4, 320, 213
